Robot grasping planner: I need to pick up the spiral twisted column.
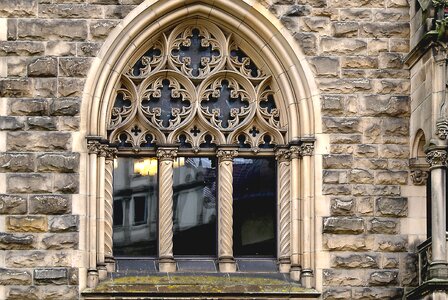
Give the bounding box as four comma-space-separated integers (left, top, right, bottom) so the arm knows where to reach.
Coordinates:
275, 148, 291, 273
157, 147, 178, 272
217, 148, 238, 272
104, 147, 117, 272
96, 144, 108, 280
289, 145, 302, 282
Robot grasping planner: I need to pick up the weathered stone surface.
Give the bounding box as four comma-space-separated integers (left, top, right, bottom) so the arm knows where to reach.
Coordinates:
28, 57, 58, 77
34, 268, 67, 285
379, 144, 409, 159
293, 32, 317, 55
17, 19, 88, 41
57, 116, 80, 131
77, 42, 102, 57
54, 174, 79, 193
9, 99, 49, 116
309, 57, 339, 77
352, 185, 400, 196
400, 253, 418, 286
324, 234, 374, 251
0, 153, 34, 172
0, 268, 32, 285
321, 37, 367, 54
46, 41, 77, 56
103, 4, 136, 19
0, 195, 27, 214
49, 215, 78, 232
333, 22, 358, 37
90, 20, 120, 40
332, 253, 379, 269
368, 270, 398, 286
0, 117, 25, 131
26, 118, 56, 132
58, 57, 91, 77
42, 233, 78, 250
376, 197, 407, 217
36, 153, 79, 173
7, 132, 71, 151
323, 269, 365, 286
0, 41, 43, 56
368, 218, 399, 234
29, 195, 71, 214
6, 174, 52, 193
382, 253, 399, 269
359, 95, 409, 117
342, 56, 378, 69
340, 8, 372, 21
375, 170, 407, 185
330, 134, 362, 144
323, 217, 364, 234
361, 22, 409, 38
323, 288, 352, 299
318, 78, 372, 93
330, 197, 355, 215
323, 154, 353, 169
7, 216, 48, 232
354, 158, 388, 170
7, 285, 78, 300
349, 168, 374, 184
352, 287, 403, 299
5, 251, 70, 267
50, 98, 80, 116
378, 52, 403, 69
323, 170, 347, 184
58, 78, 85, 97
354, 144, 377, 158
357, 197, 374, 215
0, 232, 35, 250
323, 117, 361, 133
302, 16, 331, 32
31, 78, 58, 98
0, 0, 37, 17
0, 79, 32, 97
323, 184, 351, 195
38, 4, 103, 18
375, 235, 407, 252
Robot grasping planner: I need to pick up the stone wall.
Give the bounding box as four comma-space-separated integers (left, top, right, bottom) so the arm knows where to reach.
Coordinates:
0, 0, 419, 299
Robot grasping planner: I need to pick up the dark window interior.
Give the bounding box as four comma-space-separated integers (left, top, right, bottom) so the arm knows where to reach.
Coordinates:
113, 200, 124, 226
233, 157, 276, 256
134, 196, 147, 225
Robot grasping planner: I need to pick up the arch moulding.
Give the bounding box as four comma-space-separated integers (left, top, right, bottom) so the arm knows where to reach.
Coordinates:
78, 0, 322, 292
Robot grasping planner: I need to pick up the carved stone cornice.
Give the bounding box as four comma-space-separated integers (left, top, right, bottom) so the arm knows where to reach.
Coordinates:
410, 170, 430, 185
436, 119, 448, 140
426, 148, 448, 168
156, 148, 178, 161
217, 149, 238, 161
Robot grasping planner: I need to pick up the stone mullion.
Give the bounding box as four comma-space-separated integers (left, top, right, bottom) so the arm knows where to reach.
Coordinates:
157, 147, 177, 272
104, 149, 116, 272
217, 148, 238, 272
289, 146, 301, 281
276, 148, 291, 273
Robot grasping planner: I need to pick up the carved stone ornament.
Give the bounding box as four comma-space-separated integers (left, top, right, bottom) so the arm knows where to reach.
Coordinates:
216, 149, 238, 161
426, 149, 448, 167
275, 148, 291, 162
410, 170, 429, 185
156, 148, 178, 161
87, 140, 102, 154
107, 20, 287, 150
436, 119, 448, 140
300, 142, 315, 156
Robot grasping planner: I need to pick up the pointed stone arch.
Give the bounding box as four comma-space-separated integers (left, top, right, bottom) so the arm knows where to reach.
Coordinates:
78, 0, 322, 291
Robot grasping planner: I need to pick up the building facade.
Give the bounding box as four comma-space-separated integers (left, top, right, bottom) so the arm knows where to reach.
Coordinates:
0, 0, 446, 299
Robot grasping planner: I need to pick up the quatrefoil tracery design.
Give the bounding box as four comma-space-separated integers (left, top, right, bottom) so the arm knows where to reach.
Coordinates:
108, 21, 287, 150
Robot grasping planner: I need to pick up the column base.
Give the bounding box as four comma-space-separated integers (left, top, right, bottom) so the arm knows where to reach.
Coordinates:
87, 269, 99, 288
219, 257, 236, 272
98, 263, 107, 280
105, 256, 115, 272
159, 257, 176, 272
290, 265, 301, 282
278, 257, 291, 273
429, 261, 448, 280
301, 268, 313, 288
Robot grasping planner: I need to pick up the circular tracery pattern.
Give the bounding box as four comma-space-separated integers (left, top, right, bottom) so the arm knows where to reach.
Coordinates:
108, 20, 287, 151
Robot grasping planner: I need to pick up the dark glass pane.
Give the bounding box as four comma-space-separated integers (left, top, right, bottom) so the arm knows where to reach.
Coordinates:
113, 157, 158, 257
173, 157, 217, 255
233, 158, 276, 256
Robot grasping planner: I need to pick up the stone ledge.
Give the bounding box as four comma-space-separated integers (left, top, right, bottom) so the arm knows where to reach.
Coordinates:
82, 273, 320, 299
405, 280, 448, 299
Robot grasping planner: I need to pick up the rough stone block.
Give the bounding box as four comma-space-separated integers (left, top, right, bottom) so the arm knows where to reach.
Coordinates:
330, 134, 362, 144
0, 0, 37, 17
0, 195, 27, 214
9, 99, 49, 116
340, 8, 372, 21
0, 152, 35, 173
379, 144, 409, 159
309, 56, 339, 77
38, 4, 103, 18
323, 184, 351, 195
333, 21, 358, 37
0, 268, 32, 285
42, 233, 78, 250
357, 197, 374, 215
349, 168, 374, 184
0, 232, 35, 250
302, 17, 331, 32
323, 154, 353, 169
351, 287, 403, 299
354, 144, 377, 158
331, 253, 379, 268
368, 270, 398, 286
90, 20, 120, 40
360, 22, 409, 38
7, 174, 53, 193
50, 98, 80, 116
49, 215, 78, 232
7, 216, 47, 232
374, 9, 409, 22
7, 286, 78, 300
31, 78, 58, 98
58, 78, 85, 97
293, 32, 317, 55
0, 78, 32, 97
58, 57, 91, 77
327, 0, 384, 7
0, 41, 45, 56
27, 57, 58, 77
330, 197, 355, 215
400, 253, 418, 286
323, 170, 344, 184
34, 268, 67, 285
321, 37, 367, 54
26, 116, 57, 131
375, 234, 408, 252
368, 218, 399, 234
103, 4, 136, 19
57, 116, 80, 131
46, 41, 76, 56
5, 250, 70, 268
17, 19, 88, 41
323, 269, 365, 286
376, 197, 407, 217
353, 158, 388, 170
342, 56, 378, 69
352, 185, 400, 196
381, 253, 399, 269
36, 153, 79, 173
0, 116, 25, 131
29, 195, 71, 214
7, 132, 71, 151
77, 42, 102, 57
323, 117, 361, 133
323, 288, 352, 300
375, 170, 408, 185
318, 78, 372, 93
359, 95, 409, 117
323, 217, 364, 234
54, 174, 79, 193
324, 234, 374, 251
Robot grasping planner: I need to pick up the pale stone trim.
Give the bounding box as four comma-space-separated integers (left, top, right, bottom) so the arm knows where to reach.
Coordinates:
97, 154, 107, 280
87, 141, 99, 288
216, 149, 238, 273
0, 19, 6, 41
104, 155, 115, 272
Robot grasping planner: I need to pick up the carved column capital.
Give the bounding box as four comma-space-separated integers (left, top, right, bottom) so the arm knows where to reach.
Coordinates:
410, 170, 429, 185
217, 149, 238, 161
436, 119, 448, 140
105, 147, 118, 161
275, 148, 291, 162
87, 140, 102, 154
300, 142, 315, 156
426, 148, 448, 168
156, 148, 178, 161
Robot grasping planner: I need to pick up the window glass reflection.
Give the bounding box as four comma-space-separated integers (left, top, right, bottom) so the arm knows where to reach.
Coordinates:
233, 157, 276, 256
173, 157, 217, 255
113, 157, 158, 257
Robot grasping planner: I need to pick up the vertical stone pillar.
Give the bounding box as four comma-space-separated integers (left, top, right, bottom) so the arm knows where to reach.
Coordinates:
104, 147, 117, 272
299, 141, 315, 288
217, 148, 238, 272
157, 147, 178, 272
289, 145, 301, 281
96, 144, 107, 280
86, 139, 100, 288
275, 147, 291, 273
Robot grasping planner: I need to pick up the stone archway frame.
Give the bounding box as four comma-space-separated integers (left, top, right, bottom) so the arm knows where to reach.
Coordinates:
79, 0, 321, 290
